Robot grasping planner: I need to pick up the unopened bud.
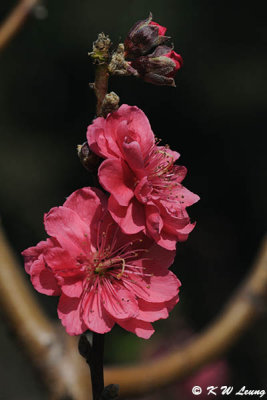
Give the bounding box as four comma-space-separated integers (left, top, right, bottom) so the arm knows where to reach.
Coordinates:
101, 92, 120, 117
109, 44, 130, 76
89, 33, 111, 64
131, 45, 183, 86
124, 13, 169, 59
77, 142, 101, 172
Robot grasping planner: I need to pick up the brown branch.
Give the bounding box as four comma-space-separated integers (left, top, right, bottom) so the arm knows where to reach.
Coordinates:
0, 0, 39, 52
94, 64, 109, 117
0, 224, 92, 400
0, 221, 266, 399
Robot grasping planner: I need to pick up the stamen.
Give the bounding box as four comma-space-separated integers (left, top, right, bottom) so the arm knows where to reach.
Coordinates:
116, 258, 126, 279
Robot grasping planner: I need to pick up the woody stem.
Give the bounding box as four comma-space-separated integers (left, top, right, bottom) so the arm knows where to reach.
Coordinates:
78, 331, 105, 400
94, 64, 109, 117
91, 333, 105, 400
78, 57, 109, 400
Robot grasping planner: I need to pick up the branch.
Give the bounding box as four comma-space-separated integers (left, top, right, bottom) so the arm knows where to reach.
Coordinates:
0, 224, 92, 400
0, 0, 39, 52
0, 221, 266, 399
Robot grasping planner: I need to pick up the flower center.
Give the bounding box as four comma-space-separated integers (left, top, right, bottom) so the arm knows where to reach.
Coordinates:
144, 146, 181, 201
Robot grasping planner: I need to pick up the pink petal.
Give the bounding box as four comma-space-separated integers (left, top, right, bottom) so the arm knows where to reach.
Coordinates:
134, 177, 152, 204
44, 247, 86, 297
116, 105, 155, 158
148, 271, 181, 302
108, 196, 145, 234
102, 285, 139, 320
82, 290, 115, 334
44, 206, 91, 257
157, 146, 180, 162
64, 187, 107, 227
173, 165, 187, 183
44, 247, 77, 274
57, 294, 87, 335
156, 230, 177, 250
22, 238, 56, 274
31, 256, 60, 296
86, 117, 112, 158
122, 138, 144, 172
137, 299, 169, 322
133, 241, 176, 270
165, 294, 180, 311
117, 318, 155, 339
176, 222, 196, 241
177, 186, 200, 207
99, 159, 135, 206
124, 270, 181, 303
61, 280, 84, 298
145, 203, 163, 241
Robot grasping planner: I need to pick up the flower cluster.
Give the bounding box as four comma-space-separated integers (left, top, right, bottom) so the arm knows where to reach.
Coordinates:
22, 17, 198, 339
124, 14, 183, 86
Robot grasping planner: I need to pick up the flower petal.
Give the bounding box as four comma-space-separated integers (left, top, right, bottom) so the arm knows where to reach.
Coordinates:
102, 285, 139, 320
122, 138, 145, 173
117, 318, 155, 339
44, 206, 91, 257
108, 196, 145, 234
86, 117, 112, 158
156, 230, 178, 250
137, 299, 169, 322
31, 257, 60, 296
99, 159, 135, 206
64, 187, 107, 227
145, 203, 163, 241
22, 238, 56, 274
115, 105, 155, 158
57, 294, 87, 335
124, 270, 180, 303
82, 290, 115, 334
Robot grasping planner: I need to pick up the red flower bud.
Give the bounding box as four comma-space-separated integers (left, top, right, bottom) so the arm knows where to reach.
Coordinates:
149, 21, 167, 36
130, 45, 183, 86
124, 13, 169, 60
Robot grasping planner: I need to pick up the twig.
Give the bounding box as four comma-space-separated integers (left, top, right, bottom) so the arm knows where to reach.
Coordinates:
79, 332, 105, 400
0, 222, 266, 399
89, 33, 111, 117
94, 64, 109, 117
0, 0, 39, 52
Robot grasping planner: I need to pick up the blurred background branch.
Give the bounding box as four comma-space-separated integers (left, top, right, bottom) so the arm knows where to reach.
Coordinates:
105, 235, 267, 397
0, 223, 266, 399
0, 0, 38, 52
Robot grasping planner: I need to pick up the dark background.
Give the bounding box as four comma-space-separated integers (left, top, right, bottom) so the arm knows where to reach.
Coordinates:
0, 0, 266, 399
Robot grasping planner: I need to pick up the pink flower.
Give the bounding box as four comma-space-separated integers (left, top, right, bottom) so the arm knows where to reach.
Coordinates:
22, 187, 180, 339
87, 105, 199, 250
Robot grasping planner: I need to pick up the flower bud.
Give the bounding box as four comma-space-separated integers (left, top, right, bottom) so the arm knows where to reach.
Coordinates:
130, 45, 183, 86
77, 142, 101, 172
101, 91, 120, 117
124, 13, 169, 59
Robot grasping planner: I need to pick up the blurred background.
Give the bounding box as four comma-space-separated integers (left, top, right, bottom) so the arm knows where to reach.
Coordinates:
0, 0, 266, 399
